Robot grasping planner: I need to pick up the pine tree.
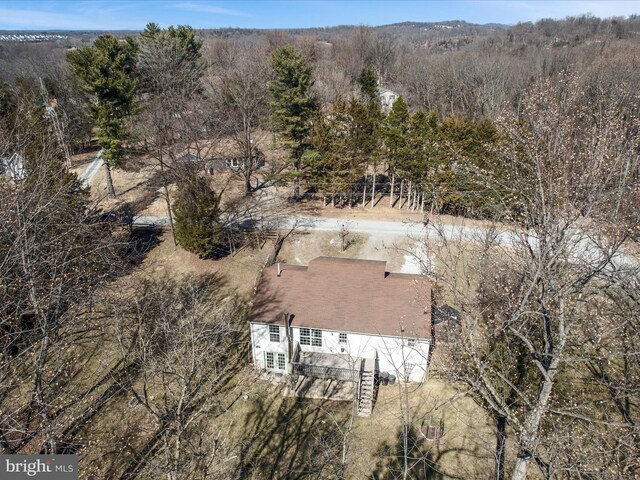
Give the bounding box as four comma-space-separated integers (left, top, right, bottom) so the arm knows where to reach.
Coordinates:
348, 97, 382, 206
173, 176, 225, 258
138, 23, 203, 98
67, 35, 138, 197
358, 66, 378, 101
308, 98, 358, 204
405, 110, 442, 211
269, 45, 318, 198
382, 96, 410, 207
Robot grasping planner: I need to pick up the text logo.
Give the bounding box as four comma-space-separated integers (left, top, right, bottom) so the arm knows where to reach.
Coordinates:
1, 455, 77, 479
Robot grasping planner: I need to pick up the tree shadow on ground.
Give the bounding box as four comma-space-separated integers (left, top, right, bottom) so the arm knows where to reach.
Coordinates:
372, 424, 442, 480
370, 421, 490, 480
234, 381, 353, 480
118, 226, 162, 268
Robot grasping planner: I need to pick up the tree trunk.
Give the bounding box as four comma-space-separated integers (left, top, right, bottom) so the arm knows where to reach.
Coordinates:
20, 222, 56, 453
104, 161, 116, 198
159, 159, 177, 246
389, 171, 395, 207
362, 171, 367, 207
495, 415, 507, 480
371, 171, 376, 208
293, 155, 301, 199
511, 329, 565, 480
398, 180, 404, 209
245, 174, 252, 195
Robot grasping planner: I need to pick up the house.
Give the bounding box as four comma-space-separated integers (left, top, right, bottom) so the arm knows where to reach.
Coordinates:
378, 87, 399, 112
250, 257, 432, 415
202, 152, 266, 175
0, 153, 25, 180
176, 153, 203, 164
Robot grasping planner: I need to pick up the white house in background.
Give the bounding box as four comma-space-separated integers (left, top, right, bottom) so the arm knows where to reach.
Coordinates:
378, 87, 399, 112
250, 256, 432, 416
0, 153, 25, 180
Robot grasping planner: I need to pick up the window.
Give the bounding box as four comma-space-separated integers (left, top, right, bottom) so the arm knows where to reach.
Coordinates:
300, 328, 310, 345
265, 352, 286, 371
277, 353, 286, 370
265, 352, 274, 369
269, 325, 280, 342
407, 338, 417, 347
339, 333, 347, 344
404, 363, 415, 380
300, 328, 322, 347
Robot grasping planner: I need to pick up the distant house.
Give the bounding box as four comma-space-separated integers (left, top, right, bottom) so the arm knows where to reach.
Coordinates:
0, 153, 25, 180
378, 87, 399, 112
175, 153, 264, 175
176, 153, 203, 164
250, 257, 432, 416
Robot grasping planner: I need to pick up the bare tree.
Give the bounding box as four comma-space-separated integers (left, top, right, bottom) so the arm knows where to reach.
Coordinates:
113, 276, 247, 480
430, 73, 640, 479
0, 99, 122, 454
215, 44, 271, 194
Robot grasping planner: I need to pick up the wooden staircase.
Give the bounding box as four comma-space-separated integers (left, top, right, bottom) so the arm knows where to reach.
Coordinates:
357, 358, 375, 417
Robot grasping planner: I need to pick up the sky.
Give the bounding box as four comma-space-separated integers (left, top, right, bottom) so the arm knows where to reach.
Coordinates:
0, 0, 639, 31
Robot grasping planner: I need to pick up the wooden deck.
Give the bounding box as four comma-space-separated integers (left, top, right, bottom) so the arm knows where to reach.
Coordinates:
285, 376, 356, 401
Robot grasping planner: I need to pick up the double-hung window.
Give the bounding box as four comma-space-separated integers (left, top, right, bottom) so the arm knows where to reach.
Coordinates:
265, 352, 275, 369
339, 333, 347, 344
269, 325, 280, 342
300, 328, 322, 347
312, 329, 322, 347
300, 328, 310, 345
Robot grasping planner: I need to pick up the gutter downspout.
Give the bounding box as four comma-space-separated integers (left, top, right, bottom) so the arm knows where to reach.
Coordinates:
284, 310, 292, 374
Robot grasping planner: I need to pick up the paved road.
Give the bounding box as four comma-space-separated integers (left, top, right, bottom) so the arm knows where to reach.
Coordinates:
132, 213, 636, 268
79, 150, 103, 187
134, 215, 171, 227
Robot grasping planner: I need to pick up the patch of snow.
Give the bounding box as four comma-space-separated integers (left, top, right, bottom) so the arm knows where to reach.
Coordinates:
400, 246, 433, 274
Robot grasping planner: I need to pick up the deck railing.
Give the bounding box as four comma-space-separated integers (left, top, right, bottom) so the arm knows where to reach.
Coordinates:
292, 362, 361, 382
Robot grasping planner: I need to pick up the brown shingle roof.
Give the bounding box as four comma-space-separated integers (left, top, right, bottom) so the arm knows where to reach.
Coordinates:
251, 257, 432, 339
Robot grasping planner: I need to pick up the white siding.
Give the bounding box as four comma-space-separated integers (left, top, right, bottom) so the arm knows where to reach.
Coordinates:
249, 322, 431, 382
250, 323, 289, 372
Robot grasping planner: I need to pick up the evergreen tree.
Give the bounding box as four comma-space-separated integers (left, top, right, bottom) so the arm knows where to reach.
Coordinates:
405, 110, 442, 210
67, 35, 138, 197
138, 23, 203, 98
439, 117, 500, 216
358, 66, 378, 101
382, 96, 410, 207
173, 176, 225, 258
308, 98, 358, 203
348, 97, 383, 206
269, 45, 318, 198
